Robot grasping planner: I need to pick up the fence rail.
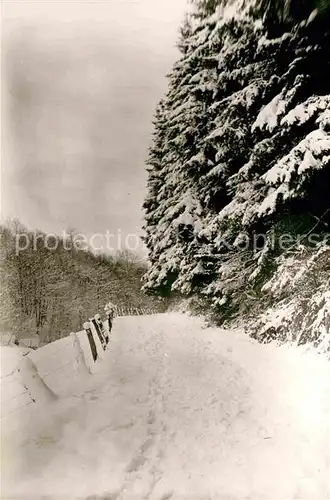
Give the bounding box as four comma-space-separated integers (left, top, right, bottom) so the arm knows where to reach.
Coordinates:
0, 369, 36, 420
116, 306, 159, 316
1, 307, 163, 426
39, 308, 159, 346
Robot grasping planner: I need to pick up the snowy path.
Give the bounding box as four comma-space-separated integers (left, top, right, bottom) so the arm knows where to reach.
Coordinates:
2, 313, 330, 500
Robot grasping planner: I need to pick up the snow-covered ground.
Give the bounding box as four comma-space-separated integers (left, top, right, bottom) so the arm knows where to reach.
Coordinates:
2, 313, 330, 499
0, 345, 31, 376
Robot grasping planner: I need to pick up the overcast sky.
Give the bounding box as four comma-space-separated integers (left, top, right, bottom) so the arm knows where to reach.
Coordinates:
1, 0, 189, 254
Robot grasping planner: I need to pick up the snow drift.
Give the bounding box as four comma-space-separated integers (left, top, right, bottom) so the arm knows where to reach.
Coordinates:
2, 313, 330, 500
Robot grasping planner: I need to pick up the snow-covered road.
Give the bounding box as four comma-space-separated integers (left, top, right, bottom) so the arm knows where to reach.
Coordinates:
2, 313, 330, 499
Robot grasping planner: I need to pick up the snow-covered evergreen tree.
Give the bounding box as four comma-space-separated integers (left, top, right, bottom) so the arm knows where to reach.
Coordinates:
143, 0, 330, 337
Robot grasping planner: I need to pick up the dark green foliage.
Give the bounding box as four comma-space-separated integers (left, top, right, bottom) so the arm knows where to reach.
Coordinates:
143, 0, 330, 326
190, 0, 224, 17
256, 0, 330, 35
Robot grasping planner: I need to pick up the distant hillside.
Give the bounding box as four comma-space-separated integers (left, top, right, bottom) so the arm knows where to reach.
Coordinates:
0, 220, 165, 343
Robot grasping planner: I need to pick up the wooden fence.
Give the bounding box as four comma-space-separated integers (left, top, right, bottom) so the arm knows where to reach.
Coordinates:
1, 308, 162, 425
0, 319, 110, 428
115, 306, 159, 316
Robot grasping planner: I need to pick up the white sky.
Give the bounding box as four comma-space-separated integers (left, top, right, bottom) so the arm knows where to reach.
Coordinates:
1, 0, 189, 254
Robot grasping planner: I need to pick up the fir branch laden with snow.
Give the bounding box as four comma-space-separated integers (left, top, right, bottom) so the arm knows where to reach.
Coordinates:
143, 0, 330, 345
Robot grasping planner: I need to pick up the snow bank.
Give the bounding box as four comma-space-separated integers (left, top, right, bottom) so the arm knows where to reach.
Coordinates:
251, 244, 330, 347
0, 322, 109, 442
0, 345, 56, 446
2, 313, 329, 500
0, 347, 35, 421
0, 345, 31, 375
27, 334, 89, 398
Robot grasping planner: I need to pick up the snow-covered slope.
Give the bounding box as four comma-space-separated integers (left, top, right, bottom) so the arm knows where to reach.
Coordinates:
2, 313, 330, 499
0, 345, 31, 376
0, 324, 109, 445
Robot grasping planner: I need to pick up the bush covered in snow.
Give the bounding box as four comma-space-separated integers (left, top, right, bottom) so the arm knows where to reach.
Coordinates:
250, 243, 330, 350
